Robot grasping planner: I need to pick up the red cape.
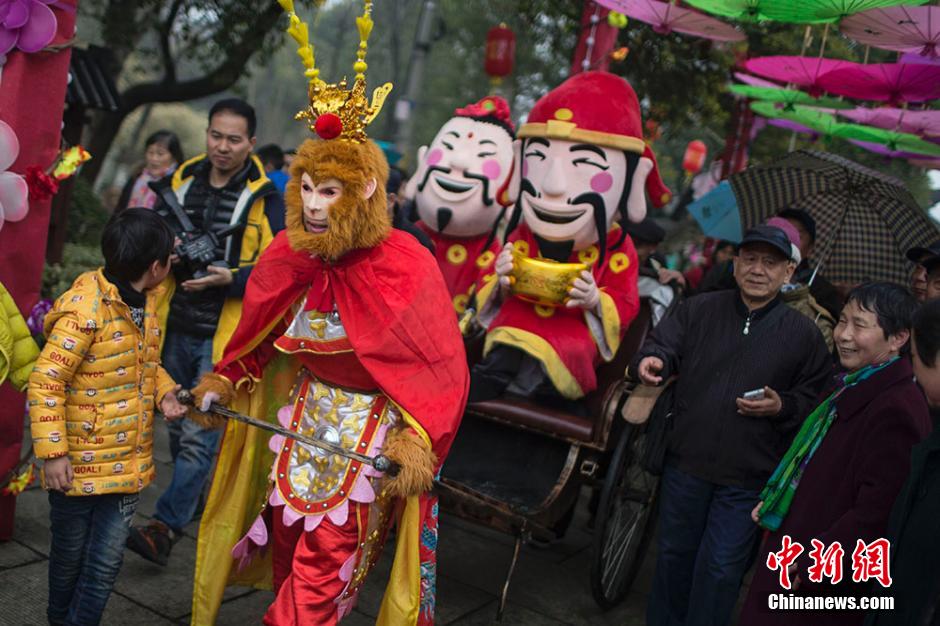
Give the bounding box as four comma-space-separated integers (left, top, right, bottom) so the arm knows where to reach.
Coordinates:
216, 229, 469, 463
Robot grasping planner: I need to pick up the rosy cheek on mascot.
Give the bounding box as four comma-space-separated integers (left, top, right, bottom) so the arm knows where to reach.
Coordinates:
470, 71, 670, 404
186, 3, 468, 625
403, 97, 515, 317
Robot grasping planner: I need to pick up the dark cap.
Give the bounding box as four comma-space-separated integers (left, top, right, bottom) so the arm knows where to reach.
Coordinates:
924, 254, 940, 274
906, 240, 940, 264
777, 208, 817, 243
625, 217, 666, 245
740, 225, 796, 261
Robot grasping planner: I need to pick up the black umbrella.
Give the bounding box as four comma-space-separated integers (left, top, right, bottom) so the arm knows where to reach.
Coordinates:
730, 150, 940, 285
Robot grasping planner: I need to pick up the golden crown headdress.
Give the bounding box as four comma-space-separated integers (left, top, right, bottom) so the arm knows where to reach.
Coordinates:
278, 0, 392, 143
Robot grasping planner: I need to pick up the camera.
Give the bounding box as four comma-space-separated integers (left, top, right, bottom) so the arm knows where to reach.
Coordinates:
155, 184, 240, 279
175, 226, 238, 279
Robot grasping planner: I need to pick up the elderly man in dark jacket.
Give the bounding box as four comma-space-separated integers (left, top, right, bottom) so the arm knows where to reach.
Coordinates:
634, 225, 832, 626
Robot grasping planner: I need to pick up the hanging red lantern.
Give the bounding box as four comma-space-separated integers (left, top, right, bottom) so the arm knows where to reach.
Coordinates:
683, 140, 708, 176
485, 23, 516, 79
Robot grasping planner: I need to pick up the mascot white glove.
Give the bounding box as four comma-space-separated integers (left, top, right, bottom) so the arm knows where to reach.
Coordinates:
567, 270, 601, 311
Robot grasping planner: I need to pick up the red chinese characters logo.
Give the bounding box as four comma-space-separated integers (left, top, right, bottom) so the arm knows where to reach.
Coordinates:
807, 539, 845, 584
851, 538, 892, 588
766, 535, 804, 590
766, 537, 892, 588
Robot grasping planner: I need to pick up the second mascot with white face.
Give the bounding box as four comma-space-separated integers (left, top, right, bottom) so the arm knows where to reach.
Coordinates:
405, 97, 516, 315
471, 71, 671, 403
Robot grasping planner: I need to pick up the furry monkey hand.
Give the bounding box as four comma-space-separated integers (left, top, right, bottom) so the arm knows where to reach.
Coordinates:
381, 427, 438, 499
188, 372, 235, 429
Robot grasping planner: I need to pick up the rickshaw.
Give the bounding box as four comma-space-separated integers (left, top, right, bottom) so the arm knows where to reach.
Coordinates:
437, 298, 662, 618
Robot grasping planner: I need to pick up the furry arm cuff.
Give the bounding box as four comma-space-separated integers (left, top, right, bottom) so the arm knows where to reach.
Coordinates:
381, 427, 438, 499
188, 372, 236, 429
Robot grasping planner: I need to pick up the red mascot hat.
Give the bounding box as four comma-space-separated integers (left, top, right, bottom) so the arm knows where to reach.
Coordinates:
518, 71, 671, 208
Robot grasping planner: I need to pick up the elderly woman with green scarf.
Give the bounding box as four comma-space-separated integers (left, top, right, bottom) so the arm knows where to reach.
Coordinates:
739, 282, 931, 626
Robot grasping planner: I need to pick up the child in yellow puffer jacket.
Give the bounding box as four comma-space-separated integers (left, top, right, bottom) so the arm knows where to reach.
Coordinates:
28, 208, 187, 626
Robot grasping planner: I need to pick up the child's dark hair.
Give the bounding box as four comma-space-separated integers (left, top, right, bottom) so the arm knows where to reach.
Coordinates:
102, 208, 175, 282
145, 130, 184, 166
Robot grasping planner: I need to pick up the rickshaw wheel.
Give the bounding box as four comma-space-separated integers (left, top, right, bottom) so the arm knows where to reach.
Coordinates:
590, 422, 659, 610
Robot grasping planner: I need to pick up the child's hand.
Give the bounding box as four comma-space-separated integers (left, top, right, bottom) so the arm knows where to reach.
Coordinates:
160, 385, 188, 421
45, 456, 73, 492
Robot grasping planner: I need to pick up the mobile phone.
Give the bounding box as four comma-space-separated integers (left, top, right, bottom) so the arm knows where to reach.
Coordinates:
742, 388, 766, 401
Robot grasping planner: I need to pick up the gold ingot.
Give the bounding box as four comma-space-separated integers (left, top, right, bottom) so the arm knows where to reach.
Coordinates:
509, 249, 587, 307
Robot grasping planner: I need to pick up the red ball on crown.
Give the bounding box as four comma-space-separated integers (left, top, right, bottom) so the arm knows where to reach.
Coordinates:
315, 113, 344, 140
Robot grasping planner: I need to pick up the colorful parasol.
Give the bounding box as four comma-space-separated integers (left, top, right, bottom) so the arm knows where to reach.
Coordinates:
729, 84, 851, 110
817, 62, 940, 104
733, 71, 781, 88
899, 52, 940, 66
760, 0, 929, 25
835, 124, 940, 156
840, 6, 940, 58
909, 157, 940, 169
751, 102, 846, 137
837, 107, 940, 139
848, 139, 927, 159
683, 0, 776, 22
744, 56, 851, 97
768, 118, 819, 135
596, 0, 746, 41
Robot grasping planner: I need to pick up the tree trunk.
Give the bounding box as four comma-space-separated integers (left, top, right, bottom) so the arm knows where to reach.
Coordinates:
80, 1, 285, 185
80, 108, 131, 184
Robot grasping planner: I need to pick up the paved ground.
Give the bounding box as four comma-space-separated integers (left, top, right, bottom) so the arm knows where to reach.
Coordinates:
0, 416, 658, 625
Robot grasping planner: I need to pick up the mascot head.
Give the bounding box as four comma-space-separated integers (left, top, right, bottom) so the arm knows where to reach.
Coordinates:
286, 138, 390, 260
506, 72, 671, 261
277, 0, 395, 261
405, 96, 515, 237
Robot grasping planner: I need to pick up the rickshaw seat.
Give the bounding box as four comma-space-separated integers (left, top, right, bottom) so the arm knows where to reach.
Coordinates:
467, 398, 595, 442
465, 299, 652, 446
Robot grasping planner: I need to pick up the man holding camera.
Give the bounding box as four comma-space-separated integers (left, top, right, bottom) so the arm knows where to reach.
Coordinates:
126, 98, 285, 566
632, 224, 831, 626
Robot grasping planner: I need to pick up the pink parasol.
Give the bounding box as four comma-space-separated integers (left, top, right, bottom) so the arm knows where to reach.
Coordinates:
733, 71, 781, 88
840, 6, 940, 58
899, 52, 940, 66
848, 139, 925, 159
817, 62, 940, 104
596, 0, 745, 41
768, 118, 818, 135
744, 56, 851, 97
908, 157, 940, 169
837, 107, 940, 138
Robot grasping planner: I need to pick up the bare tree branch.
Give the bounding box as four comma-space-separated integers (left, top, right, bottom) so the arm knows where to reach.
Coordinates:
158, 0, 185, 84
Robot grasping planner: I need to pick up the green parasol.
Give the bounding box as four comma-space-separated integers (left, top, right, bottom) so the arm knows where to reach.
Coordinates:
684, 0, 776, 21
833, 124, 940, 157
729, 84, 852, 110
751, 102, 844, 137
760, 0, 928, 25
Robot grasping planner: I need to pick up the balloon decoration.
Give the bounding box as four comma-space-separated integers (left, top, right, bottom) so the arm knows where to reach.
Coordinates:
0, 120, 28, 232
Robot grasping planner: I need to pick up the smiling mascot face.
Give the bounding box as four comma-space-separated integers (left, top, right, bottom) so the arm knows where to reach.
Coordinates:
508, 72, 671, 258
406, 96, 515, 237
285, 137, 391, 260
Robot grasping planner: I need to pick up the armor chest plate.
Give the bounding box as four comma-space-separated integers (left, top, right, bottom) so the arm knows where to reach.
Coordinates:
275, 376, 398, 515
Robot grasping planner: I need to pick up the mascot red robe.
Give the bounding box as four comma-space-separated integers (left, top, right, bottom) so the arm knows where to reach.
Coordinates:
189, 136, 468, 625
472, 71, 671, 401
404, 96, 515, 315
